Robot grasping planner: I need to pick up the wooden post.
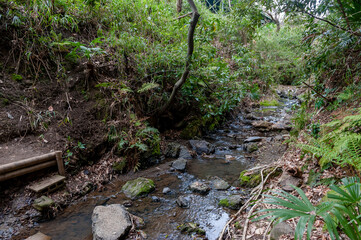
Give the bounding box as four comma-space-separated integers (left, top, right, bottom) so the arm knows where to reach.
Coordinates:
55, 151, 65, 176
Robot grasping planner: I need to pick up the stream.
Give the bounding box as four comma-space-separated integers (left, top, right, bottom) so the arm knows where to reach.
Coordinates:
39, 90, 299, 240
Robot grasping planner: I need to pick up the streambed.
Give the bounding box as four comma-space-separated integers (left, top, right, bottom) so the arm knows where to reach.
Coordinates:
39, 92, 299, 240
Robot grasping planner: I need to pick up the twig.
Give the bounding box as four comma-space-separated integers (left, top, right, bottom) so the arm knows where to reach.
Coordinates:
263, 220, 274, 240
173, 12, 192, 20
65, 92, 72, 111
302, 11, 361, 37
302, 81, 330, 103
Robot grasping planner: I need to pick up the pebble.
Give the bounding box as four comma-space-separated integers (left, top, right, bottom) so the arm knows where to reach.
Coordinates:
151, 196, 160, 202
162, 187, 171, 194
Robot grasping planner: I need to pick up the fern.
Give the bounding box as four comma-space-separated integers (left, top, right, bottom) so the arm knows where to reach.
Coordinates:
298, 112, 361, 171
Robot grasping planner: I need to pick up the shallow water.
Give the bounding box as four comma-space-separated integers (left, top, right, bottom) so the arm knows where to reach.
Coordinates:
39, 96, 298, 240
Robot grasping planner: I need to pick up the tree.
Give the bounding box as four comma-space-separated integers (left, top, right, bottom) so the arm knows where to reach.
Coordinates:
158, 0, 200, 114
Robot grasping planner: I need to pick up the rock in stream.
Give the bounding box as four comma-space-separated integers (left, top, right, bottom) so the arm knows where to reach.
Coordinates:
92, 204, 131, 240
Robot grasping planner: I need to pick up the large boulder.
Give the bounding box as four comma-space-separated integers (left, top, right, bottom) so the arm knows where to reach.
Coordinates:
92, 204, 132, 240
122, 177, 155, 199
189, 140, 215, 155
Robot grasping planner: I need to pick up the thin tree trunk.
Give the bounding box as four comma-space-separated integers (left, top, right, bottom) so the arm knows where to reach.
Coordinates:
158, 0, 200, 115
177, 0, 183, 13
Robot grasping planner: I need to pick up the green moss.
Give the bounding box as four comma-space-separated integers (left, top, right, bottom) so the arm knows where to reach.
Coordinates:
177, 222, 205, 235
234, 221, 242, 229
180, 119, 202, 139
239, 167, 281, 188
122, 177, 155, 199
260, 99, 280, 107
218, 198, 230, 207
1, 98, 10, 106
11, 74, 23, 82
112, 160, 127, 172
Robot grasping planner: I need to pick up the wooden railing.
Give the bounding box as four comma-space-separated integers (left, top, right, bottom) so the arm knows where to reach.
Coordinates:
0, 151, 65, 182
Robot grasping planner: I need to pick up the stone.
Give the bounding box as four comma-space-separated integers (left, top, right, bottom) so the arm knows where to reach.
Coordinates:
171, 158, 187, 172
122, 178, 155, 199
176, 196, 190, 208
165, 142, 181, 158
244, 136, 264, 143
189, 181, 210, 195
245, 143, 258, 153
178, 145, 193, 159
151, 196, 160, 202
252, 121, 273, 130
25, 232, 51, 240
225, 155, 236, 161
219, 195, 245, 210
162, 187, 171, 194
129, 214, 145, 229
279, 173, 302, 192
239, 167, 282, 188
271, 122, 292, 131
189, 140, 215, 155
270, 222, 293, 240
92, 204, 131, 240
32, 196, 54, 211
177, 222, 205, 235
212, 177, 230, 190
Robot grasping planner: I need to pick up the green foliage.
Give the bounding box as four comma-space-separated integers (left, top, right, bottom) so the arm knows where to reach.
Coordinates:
254, 177, 361, 240
298, 109, 361, 171
291, 101, 311, 136
253, 24, 306, 85
108, 115, 160, 171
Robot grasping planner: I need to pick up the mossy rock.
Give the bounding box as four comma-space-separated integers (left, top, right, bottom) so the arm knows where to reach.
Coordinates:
239, 167, 282, 188
112, 160, 127, 173
122, 177, 155, 199
180, 119, 203, 139
218, 198, 229, 207
218, 195, 244, 210
177, 222, 205, 235
33, 196, 54, 211
259, 99, 280, 107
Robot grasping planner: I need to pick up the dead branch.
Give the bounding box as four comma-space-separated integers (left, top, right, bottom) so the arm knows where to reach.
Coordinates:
218, 165, 282, 240
173, 12, 192, 20
157, 0, 200, 115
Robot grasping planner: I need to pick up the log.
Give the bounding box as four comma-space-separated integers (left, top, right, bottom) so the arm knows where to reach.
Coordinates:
0, 161, 56, 182
0, 152, 61, 175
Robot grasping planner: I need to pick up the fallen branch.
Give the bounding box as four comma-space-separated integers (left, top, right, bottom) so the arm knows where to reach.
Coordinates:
218, 165, 282, 240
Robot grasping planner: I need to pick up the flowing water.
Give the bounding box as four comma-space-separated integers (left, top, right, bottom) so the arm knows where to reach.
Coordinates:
39, 93, 299, 240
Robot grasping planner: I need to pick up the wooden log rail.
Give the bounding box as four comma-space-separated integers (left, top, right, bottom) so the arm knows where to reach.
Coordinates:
0, 151, 65, 182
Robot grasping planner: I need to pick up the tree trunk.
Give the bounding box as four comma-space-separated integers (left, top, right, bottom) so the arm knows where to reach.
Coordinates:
177, 0, 182, 13
158, 0, 200, 115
